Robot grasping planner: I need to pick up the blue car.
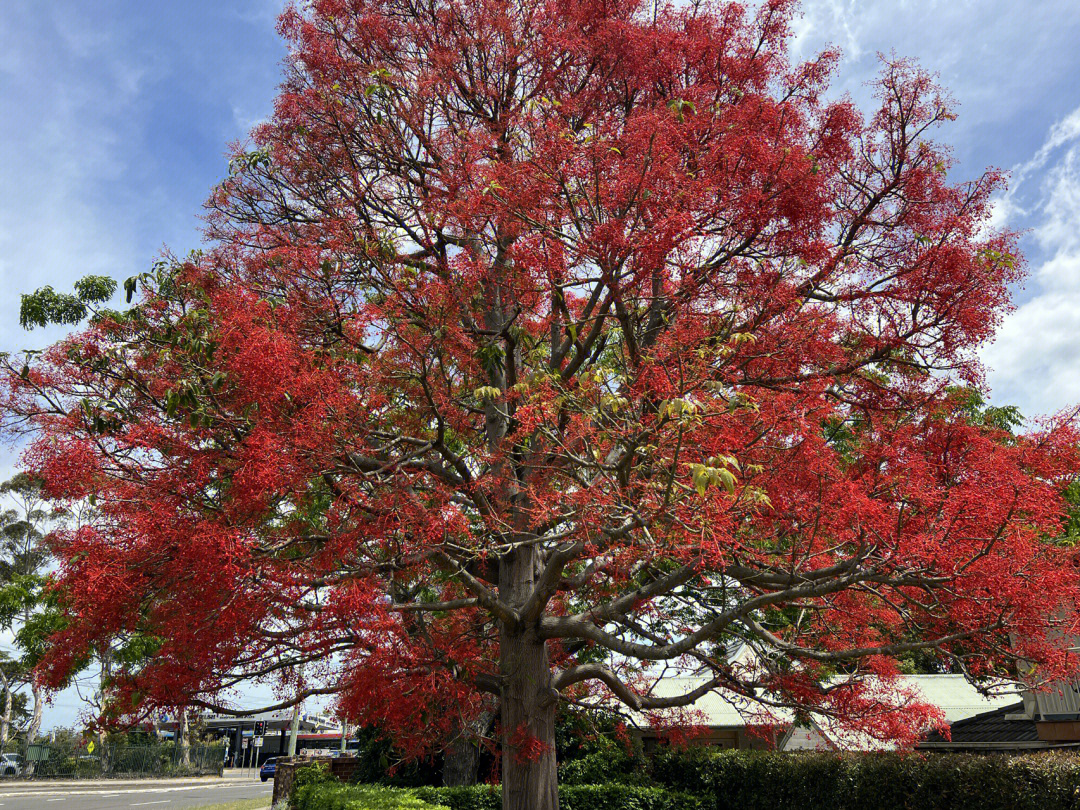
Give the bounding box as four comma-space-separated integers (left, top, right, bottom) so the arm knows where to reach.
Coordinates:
260, 758, 278, 782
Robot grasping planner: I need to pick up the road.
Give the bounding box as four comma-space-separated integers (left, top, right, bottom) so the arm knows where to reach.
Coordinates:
0, 772, 272, 810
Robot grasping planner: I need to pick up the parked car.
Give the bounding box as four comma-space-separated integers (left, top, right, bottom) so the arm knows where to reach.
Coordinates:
0, 753, 24, 777
259, 757, 278, 782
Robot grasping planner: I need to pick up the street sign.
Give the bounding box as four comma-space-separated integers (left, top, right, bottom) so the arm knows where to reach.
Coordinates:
242, 738, 249, 749
253, 736, 264, 748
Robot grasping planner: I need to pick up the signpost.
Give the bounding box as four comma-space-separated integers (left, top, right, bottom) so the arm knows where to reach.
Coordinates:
251, 735, 264, 777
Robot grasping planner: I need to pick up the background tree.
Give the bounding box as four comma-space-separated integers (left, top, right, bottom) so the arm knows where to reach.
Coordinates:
0, 473, 55, 746
4, 1, 1080, 808
0, 655, 30, 751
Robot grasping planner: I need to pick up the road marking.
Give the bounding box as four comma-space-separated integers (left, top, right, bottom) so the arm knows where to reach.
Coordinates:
47, 800, 65, 803
0, 782, 244, 798
131, 803, 171, 807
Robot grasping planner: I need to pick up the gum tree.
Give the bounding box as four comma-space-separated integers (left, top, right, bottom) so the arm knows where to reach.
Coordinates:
5, 1, 1080, 807
0, 474, 56, 745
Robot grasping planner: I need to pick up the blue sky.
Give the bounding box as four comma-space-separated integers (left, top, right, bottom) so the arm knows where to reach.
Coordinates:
1, 0, 1080, 728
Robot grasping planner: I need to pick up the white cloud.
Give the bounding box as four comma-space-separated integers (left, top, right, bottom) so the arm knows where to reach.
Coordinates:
0, 6, 145, 358
1014, 106, 1080, 192
786, 1, 1080, 420
981, 105, 1080, 416
791, 0, 866, 61
0, 2, 284, 729
1034, 148, 1080, 262
793, 0, 1080, 156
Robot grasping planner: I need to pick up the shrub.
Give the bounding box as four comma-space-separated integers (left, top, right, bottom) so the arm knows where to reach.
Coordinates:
414, 785, 501, 810
292, 761, 334, 792
555, 704, 637, 763
560, 783, 707, 810
687, 750, 1080, 810
558, 748, 652, 786
293, 782, 450, 810
345, 726, 444, 787
291, 750, 1080, 810
649, 745, 720, 795
414, 783, 704, 810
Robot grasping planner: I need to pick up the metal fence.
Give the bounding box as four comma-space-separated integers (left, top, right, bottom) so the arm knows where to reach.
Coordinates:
1, 741, 225, 780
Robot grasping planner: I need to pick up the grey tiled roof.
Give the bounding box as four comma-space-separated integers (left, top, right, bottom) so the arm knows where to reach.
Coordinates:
919, 702, 1043, 749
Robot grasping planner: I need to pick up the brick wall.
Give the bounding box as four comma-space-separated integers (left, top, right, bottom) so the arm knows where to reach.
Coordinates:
272, 756, 361, 805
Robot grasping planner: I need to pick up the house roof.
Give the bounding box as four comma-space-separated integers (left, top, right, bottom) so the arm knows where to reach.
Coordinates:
778, 678, 1018, 752
630, 675, 763, 728
632, 673, 1016, 731
894, 674, 1019, 724
918, 701, 1048, 750
627, 671, 1022, 753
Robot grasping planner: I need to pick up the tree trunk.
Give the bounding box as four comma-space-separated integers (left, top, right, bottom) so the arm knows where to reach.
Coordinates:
97, 650, 111, 773
97, 727, 108, 773
26, 682, 42, 743
24, 681, 43, 775
499, 547, 558, 810
181, 708, 191, 767
442, 710, 494, 787
442, 733, 478, 787
288, 701, 301, 756
0, 677, 12, 752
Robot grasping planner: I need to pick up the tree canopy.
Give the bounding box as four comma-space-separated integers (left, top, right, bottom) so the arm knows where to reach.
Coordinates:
4, 1, 1080, 807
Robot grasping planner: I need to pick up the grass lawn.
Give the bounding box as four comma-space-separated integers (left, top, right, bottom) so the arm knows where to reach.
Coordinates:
188, 798, 271, 810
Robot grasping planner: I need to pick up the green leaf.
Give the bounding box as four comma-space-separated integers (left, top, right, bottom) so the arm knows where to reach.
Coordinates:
474, 386, 501, 402
73, 275, 117, 304
716, 468, 737, 493
19, 287, 86, 330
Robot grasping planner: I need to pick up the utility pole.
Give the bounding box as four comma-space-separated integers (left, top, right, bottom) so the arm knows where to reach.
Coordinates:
339, 718, 347, 754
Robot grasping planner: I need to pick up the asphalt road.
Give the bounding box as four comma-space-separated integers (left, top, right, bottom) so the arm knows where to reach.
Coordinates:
0, 774, 273, 810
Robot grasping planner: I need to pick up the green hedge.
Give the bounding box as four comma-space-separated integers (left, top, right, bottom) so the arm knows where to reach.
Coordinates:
413, 786, 500, 810
299, 782, 704, 810
653, 750, 1080, 810
558, 748, 652, 786
293, 782, 451, 810
292, 751, 1080, 810
559, 784, 706, 809
416, 783, 704, 810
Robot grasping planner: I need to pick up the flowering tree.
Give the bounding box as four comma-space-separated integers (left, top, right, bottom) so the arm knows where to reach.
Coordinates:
5, 1, 1080, 807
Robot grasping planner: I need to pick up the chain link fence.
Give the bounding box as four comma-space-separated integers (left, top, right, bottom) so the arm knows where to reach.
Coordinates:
0, 741, 225, 780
